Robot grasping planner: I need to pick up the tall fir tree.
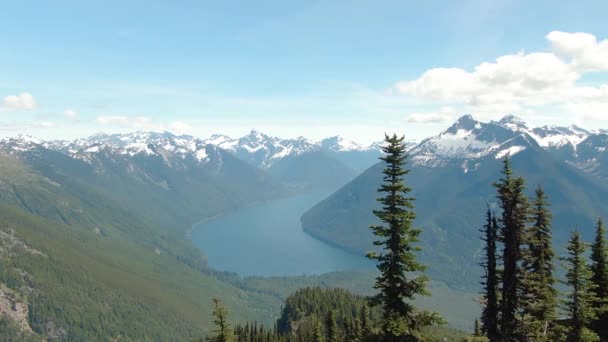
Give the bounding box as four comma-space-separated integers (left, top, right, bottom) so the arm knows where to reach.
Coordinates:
562, 231, 599, 342
520, 185, 557, 340
590, 218, 608, 341
493, 158, 528, 341
359, 304, 371, 341
210, 298, 233, 342
312, 320, 323, 342
479, 208, 500, 341
474, 319, 482, 337
367, 134, 440, 341
325, 310, 338, 342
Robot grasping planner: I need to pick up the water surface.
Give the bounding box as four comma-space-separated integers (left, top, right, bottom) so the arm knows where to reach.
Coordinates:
191, 192, 373, 276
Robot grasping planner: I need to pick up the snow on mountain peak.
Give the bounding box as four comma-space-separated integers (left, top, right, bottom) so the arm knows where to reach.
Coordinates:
497, 114, 529, 131
444, 114, 479, 134
319, 136, 366, 152
0, 135, 45, 154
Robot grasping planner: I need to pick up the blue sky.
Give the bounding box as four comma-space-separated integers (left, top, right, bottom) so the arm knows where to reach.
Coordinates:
1, 0, 608, 143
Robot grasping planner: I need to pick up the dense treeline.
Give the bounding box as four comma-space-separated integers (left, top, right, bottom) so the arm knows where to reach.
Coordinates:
478, 159, 608, 341
204, 288, 468, 342
201, 287, 379, 342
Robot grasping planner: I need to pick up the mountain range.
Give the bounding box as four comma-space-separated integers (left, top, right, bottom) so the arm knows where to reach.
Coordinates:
302, 114, 608, 289
0, 114, 606, 338
33, 130, 385, 192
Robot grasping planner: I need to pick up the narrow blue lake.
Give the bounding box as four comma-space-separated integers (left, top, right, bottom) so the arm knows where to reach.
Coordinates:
190, 191, 373, 276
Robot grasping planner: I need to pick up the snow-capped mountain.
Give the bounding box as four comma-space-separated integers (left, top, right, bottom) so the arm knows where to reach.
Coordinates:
0, 135, 44, 154
0, 130, 382, 191
301, 116, 608, 293
2, 115, 604, 182
493, 114, 591, 153
199, 130, 382, 170
406, 114, 606, 174
568, 133, 608, 180
41, 131, 224, 167
208, 130, 317, 169
319, 136, 368, 152
409, 115, 540, 167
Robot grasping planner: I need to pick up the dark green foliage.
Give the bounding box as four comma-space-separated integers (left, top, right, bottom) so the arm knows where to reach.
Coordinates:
0, 200, 286, 341
325, 310, 339, 342
210, 298, 233, 342
474, 319, 481, 337
561, 231, 599, 342
366, 134, 441, 340
590, 218, 608, 340
234, 287, 380, 342
277, 287, 379, 337
312, 320, 323, 342
493, 158, 529, 340
359, 304, 371, 339
521, 185, 557, 340
479, 208, 499, 340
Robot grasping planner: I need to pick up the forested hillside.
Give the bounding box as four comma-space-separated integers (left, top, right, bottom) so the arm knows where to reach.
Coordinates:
302, 119, 608, 290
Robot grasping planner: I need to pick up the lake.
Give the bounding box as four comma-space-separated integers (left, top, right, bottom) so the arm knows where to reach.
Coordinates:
190, 191, 373, 276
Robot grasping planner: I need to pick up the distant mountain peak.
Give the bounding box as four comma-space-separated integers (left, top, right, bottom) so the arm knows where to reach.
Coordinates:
442, 114, 480, 135
497, 114, 529, 131
247, 129, 269, 140
319, 136, 366, 152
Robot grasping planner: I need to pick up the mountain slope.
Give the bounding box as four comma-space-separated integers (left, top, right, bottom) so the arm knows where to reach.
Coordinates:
302, 117, 608, 290
267, 150, 357, 191
568, 133, 608, 181
206, 130, 380, 189
0, 201, 286, 340
1, 135, 289, 235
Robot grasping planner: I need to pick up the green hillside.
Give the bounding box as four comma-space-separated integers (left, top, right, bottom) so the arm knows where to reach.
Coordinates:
0, 191, 303, 340
0, 151, 292, 339
302, 149, 608, 290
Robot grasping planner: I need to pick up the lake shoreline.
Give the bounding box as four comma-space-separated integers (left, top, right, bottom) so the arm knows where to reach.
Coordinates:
189, 191, 374, 277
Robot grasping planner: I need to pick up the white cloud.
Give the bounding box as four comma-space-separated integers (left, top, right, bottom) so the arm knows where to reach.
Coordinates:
96, 115, 162, 130
407, 106, 457, 123
64, 109, 77, 119
36, 121, 56, 128
564, 102, 608, 121
1, 92, 37, 110
0, 120, 56, 131
395, 31, 608, 121
168, 121, 192, 134
547, 31, 608, 71
396, 52, 578, 112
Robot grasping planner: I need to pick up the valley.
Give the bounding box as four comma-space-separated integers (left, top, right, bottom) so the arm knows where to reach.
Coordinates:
0, 114, 606, 340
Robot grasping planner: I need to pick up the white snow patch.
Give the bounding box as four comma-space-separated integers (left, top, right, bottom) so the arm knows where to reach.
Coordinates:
495, 145, 526, 159
194, 148, 208, 162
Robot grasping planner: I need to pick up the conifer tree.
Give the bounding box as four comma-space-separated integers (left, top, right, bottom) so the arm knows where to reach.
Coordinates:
367, 134, 440, 341
493, 158, 528, 340
474, 319, 482, 337
312, 320, 323, 342
358, 304, 371, 340
590, 218, 608, 340
479, 208, 499, 340
210, 298, 233, 342
521, 185, 557, 340
562, 231, 599, 342
325, 310, 338, 342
